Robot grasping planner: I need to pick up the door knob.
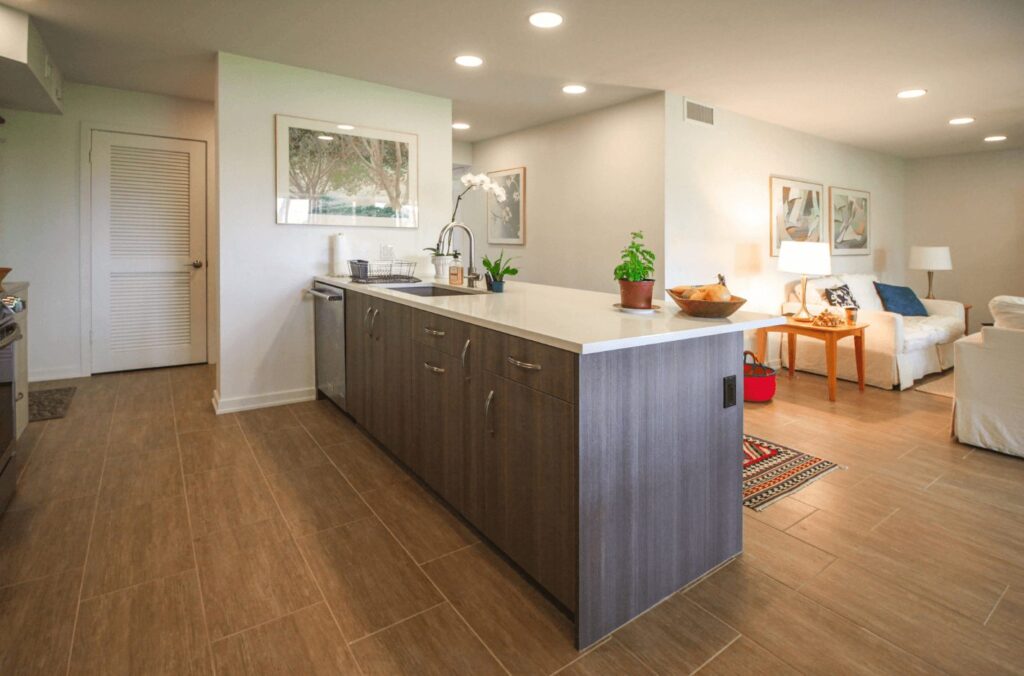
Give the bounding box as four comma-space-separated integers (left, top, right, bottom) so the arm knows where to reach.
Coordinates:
185, 259, 203, 269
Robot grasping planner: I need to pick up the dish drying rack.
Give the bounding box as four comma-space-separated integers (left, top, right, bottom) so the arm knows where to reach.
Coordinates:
348, 259, 420, 284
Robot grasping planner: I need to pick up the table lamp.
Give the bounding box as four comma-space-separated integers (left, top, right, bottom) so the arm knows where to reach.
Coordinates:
778, 241, 832, 322
908, 246, 952, 299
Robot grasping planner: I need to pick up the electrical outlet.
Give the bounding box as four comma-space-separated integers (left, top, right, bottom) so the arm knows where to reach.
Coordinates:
723, 375, 737, 408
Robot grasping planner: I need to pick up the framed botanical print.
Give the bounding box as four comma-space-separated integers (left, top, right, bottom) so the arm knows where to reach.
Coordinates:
487, 167, 525, 245
829, 186, 870, 255
769, 176, 824, 256
274, 114, 418, 227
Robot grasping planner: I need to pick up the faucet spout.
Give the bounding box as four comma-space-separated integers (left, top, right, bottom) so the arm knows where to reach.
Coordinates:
437, 222, 480, 287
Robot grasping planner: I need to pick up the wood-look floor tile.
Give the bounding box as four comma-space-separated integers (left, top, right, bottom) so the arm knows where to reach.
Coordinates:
362, 477, 477, 563
987, 586, 1023, 641
696, 637, 799, 675
107, 413, 177, 457
740, 516, 835, 589
195, 518, 321, 639
296, 405, 361, 447
82, 495, 193, 598
247, 426, 327, 475
70, 570, 211, 675
118, 368, 171, 394
265, 462, 370, 536
211, 603, 357, 674
422, 543, 578, 675
351, 603, 503, 675
685, 561, 934, 675
0, 496, 94, 586
10, 448, 103, 511
746, 496, 816, 531
789, 476, 903, 526
97, 445, 183, 512
321, 436, 406, 494
185, 462, 277, 536
299, 517, 441, 640
113, 389, 172, 419
237, 406, 300, 436
559, 638, 653, 676
612, 592, 737, 674
174, 398, 237, 434
932, 467, 1024, 517
0, 569, 81, 674
179, 426, 252, 475
31, 413, 111, 459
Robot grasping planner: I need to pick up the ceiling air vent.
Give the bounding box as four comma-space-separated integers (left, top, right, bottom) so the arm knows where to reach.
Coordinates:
684, 99, 715, 126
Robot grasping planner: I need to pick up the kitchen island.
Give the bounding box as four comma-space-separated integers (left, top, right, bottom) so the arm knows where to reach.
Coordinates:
312, 276, 783, 648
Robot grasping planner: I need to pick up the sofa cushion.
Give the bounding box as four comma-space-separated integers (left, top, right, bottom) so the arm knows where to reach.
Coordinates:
842, 274, 883, 311
806, 276, 844, 303
874, 282, 928, 316
824, 284, 859, 309
903, 315, 964, 352
990, 295, 1024, 330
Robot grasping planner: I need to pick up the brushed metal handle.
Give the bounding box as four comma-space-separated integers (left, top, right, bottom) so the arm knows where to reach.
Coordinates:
369, 308, 380, 338
423, 362, 445, 375
461, 338, 471, 378
363, 307, 373, 333
507, 356, 542, 371
484, 389, 495, 435
184, 259, 203, 269
307, 288, 343, 301
423, 327, 446, 337
15, 392, 24, 402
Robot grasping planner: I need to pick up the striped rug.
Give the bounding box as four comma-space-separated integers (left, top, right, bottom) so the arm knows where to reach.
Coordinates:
743, 435, 841, 511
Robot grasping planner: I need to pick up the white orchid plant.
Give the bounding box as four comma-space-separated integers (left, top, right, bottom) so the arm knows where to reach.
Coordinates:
453, 172, 506, 221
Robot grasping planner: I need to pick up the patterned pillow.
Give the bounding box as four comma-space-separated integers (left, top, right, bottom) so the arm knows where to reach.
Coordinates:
824, 284, 859, 309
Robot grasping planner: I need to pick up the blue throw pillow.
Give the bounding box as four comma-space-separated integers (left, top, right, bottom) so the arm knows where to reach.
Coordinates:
873, 282, 928, 316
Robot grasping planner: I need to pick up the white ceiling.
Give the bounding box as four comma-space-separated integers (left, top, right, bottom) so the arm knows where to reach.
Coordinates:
10, 0, 1024, 157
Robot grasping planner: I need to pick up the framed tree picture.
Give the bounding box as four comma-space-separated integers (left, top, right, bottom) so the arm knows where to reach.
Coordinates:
769, 176, 824, 256
274, 114, 418, 227
487, 167, 525, 245
829, 186, 870, 255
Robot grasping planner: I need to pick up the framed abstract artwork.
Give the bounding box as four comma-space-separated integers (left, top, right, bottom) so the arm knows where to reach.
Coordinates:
769, 176, 824, 256
829, 186, 870, 255
487, 167, 525, 245
274, 114, 418, 227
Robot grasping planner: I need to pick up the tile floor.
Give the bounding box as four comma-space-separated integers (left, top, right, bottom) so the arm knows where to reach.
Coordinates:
1, 364, 1022, 674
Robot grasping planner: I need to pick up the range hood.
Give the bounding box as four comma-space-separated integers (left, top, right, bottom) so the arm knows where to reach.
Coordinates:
0, 4, 63, 114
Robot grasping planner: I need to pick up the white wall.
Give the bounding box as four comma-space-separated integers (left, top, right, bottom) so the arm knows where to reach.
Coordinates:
215, 53, 452, 411
0, 83, 216, 380
664, 95, 907, 315
905, 149, 1024, 330
469, 94, 665, 295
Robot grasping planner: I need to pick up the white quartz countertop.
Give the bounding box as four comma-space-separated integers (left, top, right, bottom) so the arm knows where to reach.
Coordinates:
313, 276, 784, 354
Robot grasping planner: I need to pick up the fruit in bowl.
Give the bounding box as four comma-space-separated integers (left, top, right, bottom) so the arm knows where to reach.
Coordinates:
668, 274, 747, 318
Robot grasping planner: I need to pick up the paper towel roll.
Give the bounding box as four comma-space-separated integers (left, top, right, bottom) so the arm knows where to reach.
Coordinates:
330, 233, 348, 276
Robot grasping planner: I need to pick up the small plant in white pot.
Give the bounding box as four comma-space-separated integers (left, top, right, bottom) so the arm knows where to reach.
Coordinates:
482, 251, 518, 292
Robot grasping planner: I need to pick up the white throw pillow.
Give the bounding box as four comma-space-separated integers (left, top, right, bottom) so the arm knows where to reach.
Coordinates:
807, 276, 844, 304
841, 274, 883, 312
990, 295, 1024, 330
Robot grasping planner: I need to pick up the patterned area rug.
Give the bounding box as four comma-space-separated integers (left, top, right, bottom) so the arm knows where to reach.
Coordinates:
743, 435, 841, 511
29, 387, 77, 421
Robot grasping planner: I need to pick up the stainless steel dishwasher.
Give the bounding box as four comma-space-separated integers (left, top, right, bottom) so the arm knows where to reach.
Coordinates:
308, 282, 346, 411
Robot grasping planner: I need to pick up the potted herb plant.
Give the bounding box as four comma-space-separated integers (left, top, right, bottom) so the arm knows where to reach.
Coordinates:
482, 250, 519, 292
423, 245, 455, 281
614, 231, 656, 309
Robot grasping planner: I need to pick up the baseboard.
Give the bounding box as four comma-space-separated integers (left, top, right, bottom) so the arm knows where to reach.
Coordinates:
213, 386, 316, 414
29, 366, 88, 382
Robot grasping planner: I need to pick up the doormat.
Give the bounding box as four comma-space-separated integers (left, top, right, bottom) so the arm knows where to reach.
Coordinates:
29, 387, 77, 421
743, 435, 841, 511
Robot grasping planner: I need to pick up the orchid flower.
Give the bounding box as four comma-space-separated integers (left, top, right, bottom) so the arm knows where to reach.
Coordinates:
452, 172, 506, 222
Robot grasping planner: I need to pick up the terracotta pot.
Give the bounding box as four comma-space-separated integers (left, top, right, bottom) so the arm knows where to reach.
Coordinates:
618, 279, 654, 309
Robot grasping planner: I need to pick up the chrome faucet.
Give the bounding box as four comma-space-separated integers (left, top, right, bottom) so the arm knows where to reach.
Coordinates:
436, 222, 481, 288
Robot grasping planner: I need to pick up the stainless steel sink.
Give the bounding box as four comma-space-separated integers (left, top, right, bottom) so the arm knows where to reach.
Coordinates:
390, 285, 483, 297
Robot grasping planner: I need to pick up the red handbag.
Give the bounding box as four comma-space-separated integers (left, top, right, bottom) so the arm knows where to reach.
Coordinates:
743, 351, 776, 402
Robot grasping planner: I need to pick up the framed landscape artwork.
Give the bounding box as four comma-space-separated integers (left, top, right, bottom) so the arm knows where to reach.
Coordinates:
829, 186, 870, 255
487, 167, 525, 245
275, 114, 418, 227
769, 176, 824, 256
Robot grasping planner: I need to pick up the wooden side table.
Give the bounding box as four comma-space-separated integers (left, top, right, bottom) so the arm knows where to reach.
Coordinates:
755, 318, 869, 402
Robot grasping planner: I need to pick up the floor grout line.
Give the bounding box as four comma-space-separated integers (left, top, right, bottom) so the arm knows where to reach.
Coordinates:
547, 636, 616, 675
983, 584, 1009, 627
348, 600, 448, 645
207, 598, 325, 645
416, 540, 478, 567
869, 507, 901, 532
689, 633, 742, 675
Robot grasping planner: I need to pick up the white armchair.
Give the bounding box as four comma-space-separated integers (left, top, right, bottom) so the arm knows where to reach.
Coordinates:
954, 296, 1024, 456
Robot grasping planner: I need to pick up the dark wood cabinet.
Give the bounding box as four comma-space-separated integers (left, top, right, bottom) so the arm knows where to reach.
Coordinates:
411, 343, 465, 509
344, 290, 370, 424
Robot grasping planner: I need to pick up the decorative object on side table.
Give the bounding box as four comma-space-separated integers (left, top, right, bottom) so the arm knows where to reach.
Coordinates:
778, 241, 832, 322
613, 231, 656, 309
829, 187, 870, 255
486, 167, 525, 245
811, 309, 845, 327
770, 176, 824, 256
908, 246, 952, 299
667, 274, 747, 318
482, 250, 518, 293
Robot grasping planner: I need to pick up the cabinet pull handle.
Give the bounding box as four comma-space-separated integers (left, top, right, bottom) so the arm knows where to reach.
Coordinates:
423, 362, 446, 375
423, 327, 446, 337
507, 356, 542, 371
461, 338, 471, 378
484, 389, 495, 435
363, 307, 374, 333
369, 308, 380, 337
15, 392, 24, 402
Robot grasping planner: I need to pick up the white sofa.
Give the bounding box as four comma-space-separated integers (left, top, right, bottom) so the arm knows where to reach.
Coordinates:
954, 296, 1024, 456
781, 273, 965, 390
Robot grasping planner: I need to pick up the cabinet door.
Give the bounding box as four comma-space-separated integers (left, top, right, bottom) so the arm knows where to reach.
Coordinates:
344, 291, 369, 425
464, 370, 506, 548
500, 377, 577, 611
371, 299, 410, 460
412, 343, 464, 509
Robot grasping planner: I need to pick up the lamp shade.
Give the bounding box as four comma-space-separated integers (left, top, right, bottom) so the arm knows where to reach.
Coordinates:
778, 241, 832, 276
908, 246, 952, 271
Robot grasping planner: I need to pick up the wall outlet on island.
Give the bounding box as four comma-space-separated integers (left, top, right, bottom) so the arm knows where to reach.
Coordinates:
723, 375, 737, 408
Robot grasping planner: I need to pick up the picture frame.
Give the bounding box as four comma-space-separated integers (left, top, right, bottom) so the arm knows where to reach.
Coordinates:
274, 114, 418, 228
829, 186, 870, 256
487, 167, 526, 245
769, 176, 824, 256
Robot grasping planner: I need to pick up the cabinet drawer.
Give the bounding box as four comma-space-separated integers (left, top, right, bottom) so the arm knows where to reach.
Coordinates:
411, 309, 461, 355
504, 336, 577, 402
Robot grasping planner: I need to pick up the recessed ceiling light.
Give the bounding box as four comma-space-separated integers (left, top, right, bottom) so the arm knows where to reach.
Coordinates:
452, 122, 471, 130
454, 55, 483, 68
948, 117, 975, 125
896, 88, 927, 99
984, 135, 1007, 142
562, 84, 587, 95
529, 11, 563, 28
336, 124, 355, 130
317, 134, 334, 141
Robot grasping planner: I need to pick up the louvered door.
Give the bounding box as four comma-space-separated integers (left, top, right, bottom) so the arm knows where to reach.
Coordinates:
91, 131, 207, 373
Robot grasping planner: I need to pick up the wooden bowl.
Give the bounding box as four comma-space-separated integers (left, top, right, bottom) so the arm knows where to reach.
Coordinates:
667, 290, 747, 318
